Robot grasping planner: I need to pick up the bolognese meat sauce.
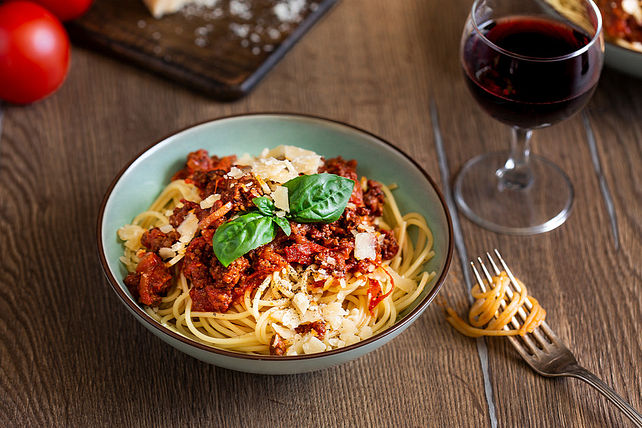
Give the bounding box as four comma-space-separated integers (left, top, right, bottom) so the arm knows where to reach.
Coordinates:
126, 150, 399, 315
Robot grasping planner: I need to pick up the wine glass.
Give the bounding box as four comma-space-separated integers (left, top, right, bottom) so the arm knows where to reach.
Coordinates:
455, 0, 604, 234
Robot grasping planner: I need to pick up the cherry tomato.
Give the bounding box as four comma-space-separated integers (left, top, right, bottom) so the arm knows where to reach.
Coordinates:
0, 2, 70, 104
28, 0, 93, 22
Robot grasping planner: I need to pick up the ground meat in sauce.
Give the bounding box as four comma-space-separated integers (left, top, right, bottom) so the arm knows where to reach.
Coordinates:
172, 150, 236, 181
124, 252, 172, 306
269, 333, 287, 356
596, 0, 642, 46
141, 228, 180, 253
182, 237, 215, 289
380, 229, 400, 261
127, 152, 400, 312
295, 321, 326, 340
363, 179, 385, 217
210, 256, 249, 288
169, 200, 206, 228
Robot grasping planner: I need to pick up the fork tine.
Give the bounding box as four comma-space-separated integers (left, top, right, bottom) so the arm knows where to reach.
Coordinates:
477, 257, 494, 286
538, 320, 558, 341
470, 262, 486, 291
494, 249, 522, 292
491, 250, 553, 349
508, 335, 541, 361
494, 249, 533, 311
486, 252, 501, 275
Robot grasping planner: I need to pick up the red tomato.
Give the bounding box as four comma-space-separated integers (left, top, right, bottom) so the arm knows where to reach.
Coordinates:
0, 2, 70, 104
28, 0, 93, 22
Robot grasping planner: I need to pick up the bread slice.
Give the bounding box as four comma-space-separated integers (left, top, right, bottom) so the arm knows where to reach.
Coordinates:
142, 0, 217, 18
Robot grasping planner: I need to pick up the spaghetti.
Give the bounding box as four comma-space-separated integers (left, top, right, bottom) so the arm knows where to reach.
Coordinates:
445, 271, 546, 337
118, 146, 436, 355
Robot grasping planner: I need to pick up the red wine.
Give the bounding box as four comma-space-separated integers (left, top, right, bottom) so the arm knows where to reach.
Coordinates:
462, 16, 602, 129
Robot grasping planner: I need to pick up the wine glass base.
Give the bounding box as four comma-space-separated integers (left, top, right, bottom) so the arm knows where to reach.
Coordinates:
454, 152, 573, 235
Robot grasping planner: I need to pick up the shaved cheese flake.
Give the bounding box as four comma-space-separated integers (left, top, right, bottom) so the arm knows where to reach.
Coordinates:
272, 323, 295, 340
354, 232, 377, 260
248, 158, 298, 183
292, 292, 310, 316
291, 156, 322, 175
266, 145, 322, 175
271, 308, 301, 329
159, 224, 174, 233
177, 212, 198, 243
226, 166, 245, 179
117, 224, 144, 241
199, 194, 221, 209
272, 186, 289, 212
339, 317, 361, 345
158, 247, 176, 260
359, 326, 374, 340
117, 225, 145, 251
321, 302, 346, 330
302, 335, 326, 354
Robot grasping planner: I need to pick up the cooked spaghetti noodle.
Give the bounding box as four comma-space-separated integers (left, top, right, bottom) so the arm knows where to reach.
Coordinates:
118, 146, 436, 355
445, 271, 546, 337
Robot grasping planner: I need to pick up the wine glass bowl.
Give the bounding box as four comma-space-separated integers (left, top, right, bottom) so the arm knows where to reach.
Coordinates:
455, 0, 604, 234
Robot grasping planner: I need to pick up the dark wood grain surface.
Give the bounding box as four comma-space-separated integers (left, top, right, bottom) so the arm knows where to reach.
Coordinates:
0, 0, 640, 426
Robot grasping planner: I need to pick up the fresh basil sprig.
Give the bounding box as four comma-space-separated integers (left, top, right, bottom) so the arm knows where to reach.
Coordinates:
212, 173, 354, 267
252, 196, 291, 236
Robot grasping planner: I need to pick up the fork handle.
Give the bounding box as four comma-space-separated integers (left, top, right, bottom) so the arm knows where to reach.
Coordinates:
568, 366, 642, 427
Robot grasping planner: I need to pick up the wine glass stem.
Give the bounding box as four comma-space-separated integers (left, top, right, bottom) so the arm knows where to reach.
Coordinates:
497, 127, 534, 190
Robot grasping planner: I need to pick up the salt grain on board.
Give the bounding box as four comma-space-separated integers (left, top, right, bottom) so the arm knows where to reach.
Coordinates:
230, 23, 251, 38
145, 0, 315, 54
273, 0, 306, 23
230, 0, 253, 20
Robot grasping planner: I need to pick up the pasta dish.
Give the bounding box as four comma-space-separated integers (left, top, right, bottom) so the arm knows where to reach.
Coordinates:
118, 145, 435, 355
546, 0, 642, 52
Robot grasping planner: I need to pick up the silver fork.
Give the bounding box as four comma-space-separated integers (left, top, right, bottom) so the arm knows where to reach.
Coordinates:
471, 250, 642, 427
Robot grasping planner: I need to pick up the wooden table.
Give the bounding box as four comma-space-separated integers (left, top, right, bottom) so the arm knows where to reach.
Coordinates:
1, 1, 640, 426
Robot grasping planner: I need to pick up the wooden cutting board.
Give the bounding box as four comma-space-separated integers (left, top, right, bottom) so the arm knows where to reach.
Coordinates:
68, 0, 338, 100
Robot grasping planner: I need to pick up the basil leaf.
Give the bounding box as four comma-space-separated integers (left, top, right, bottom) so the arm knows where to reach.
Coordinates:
212, 212, 276, 267
252, 196, 275, 216
284, 173, 354, 223
273, 216, 291, 236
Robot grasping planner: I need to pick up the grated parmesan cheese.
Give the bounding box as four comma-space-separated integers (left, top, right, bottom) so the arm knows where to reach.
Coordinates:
237, 145, 323, 182
177, 212, 199, 243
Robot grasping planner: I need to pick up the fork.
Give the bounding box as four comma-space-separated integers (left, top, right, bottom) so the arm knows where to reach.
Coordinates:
471, 250, 642, 427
